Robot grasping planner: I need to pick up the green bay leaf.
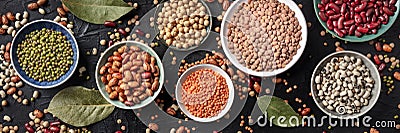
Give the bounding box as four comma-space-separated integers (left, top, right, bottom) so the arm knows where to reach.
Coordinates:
257, 95, 301, 127
62, 0, 134, 24
48, 86, 115, 127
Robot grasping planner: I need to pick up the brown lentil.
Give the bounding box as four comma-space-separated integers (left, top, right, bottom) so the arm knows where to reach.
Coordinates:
226, 0, 302, 71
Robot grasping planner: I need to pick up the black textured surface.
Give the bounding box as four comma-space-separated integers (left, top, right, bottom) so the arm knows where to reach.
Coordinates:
1, 0, 400, 133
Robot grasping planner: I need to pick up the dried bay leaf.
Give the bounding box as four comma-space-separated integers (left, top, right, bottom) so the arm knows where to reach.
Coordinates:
257, 95, 301, 127
48, 86, 115, 127
62, 0, 134, 24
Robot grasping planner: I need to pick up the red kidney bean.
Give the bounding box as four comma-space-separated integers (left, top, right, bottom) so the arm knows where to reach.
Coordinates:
327, 19, 334, 30
355, 0, 361, 4
118, 28, 127, 36
371, 29, 377, 34
104, 21, 116, 27
376, 1, 383, 6
340, 3, 347, 14
329, 3, 341, 13
329, 14, 341, 20
319, 11, 328, 21
50, 126, 60, 133
326, 10, 336, 16
108, 40, 114, 47
378, 63, 386, 71
334, 28, 344, 37
355, 30, 363, 37
367, 2, 374, 9
25, 123, 34, 133
343, 20, 355, 26
390, 0, 397, 5
325, 3, 330, 11
373, 55, 381, 65
338, 16, 345, 29
135, 29, 145, 36
340, 29, 348, 35
356, 26, 369, 34
318, 4, 325, 11
345, 12, 350, 19
383, 7, 394, 15
383, 0, 389, 7
367, 22, 379, 29
355, 2, 367, 12
333, 20, 338, 27
349, 25, 356, 35
322, 0, 329, 4
360, 12, 367, 23
335, 0, 342, 5
390, 6, 397, 12
366, 8, 374, 16
354, 14, 362, 24
50, 121, 61, 126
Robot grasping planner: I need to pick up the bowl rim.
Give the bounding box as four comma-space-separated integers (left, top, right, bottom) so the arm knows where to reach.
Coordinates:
175, 64, 234, 122
153, 0, 213, 51
313, 0, 400, 42
220, 0, 308, 77
10, 19, 80, 89
95, 41, 165, 110
310, 50, 381, 119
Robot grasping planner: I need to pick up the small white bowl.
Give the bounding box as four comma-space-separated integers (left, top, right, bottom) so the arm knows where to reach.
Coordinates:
95, 41, 164, 110
310, 51, 381, 119
176, 64, 234, 122
220, 0, 308, 77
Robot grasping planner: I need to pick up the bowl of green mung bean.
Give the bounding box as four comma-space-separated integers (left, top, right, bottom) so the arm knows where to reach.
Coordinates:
10, 20, 79, 89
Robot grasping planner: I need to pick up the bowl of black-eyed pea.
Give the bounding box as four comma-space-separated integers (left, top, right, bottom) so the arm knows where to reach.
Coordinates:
154, 0, 212, 51
220, 0, 307, 77
311, 51, 381, 119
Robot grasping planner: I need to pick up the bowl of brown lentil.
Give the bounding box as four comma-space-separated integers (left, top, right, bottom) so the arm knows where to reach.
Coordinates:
220, 0, 308, 77
10, 20, 79, 89
95, 41, 164, 109
176, 64, 234, 122
154, 0, 212, 51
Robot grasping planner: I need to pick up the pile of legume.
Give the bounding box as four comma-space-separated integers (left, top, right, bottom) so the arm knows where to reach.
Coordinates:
181, 68, 228, 118
99, 45, 160, 106
226, 0, 302, 71
318, 0, 397, 37
17, 28, 73, 82
314, 55, 374, 115
156, 0, 210, 49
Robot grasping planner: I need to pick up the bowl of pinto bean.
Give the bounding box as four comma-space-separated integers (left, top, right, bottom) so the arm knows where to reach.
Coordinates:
95, 41, 164, 109
314, 0, 399, 42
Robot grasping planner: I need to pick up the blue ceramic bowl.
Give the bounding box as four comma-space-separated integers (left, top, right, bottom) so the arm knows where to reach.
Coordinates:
10, 20, 79, 89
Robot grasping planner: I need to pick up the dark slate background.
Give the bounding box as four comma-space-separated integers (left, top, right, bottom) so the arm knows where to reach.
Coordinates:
0, 0, 400, 133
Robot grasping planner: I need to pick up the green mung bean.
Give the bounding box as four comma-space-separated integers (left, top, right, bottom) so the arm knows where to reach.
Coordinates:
17, 28, 73, 82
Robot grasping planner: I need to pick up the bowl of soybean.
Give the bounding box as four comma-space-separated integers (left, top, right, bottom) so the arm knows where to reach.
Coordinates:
10, 20, 79, 89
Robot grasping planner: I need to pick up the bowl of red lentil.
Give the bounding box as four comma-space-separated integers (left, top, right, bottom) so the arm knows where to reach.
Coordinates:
176, 64, 234, 122
220, 0, 307, 77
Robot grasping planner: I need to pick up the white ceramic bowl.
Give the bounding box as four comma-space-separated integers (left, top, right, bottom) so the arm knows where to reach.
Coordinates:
310, 51, 381, 119
220, 0, 308, 77
95, 41, 164, 109
176, 64, 234, 122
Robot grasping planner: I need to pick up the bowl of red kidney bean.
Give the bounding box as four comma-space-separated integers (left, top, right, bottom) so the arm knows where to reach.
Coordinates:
95, 41, 164, 109
314, 0, 399, 42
